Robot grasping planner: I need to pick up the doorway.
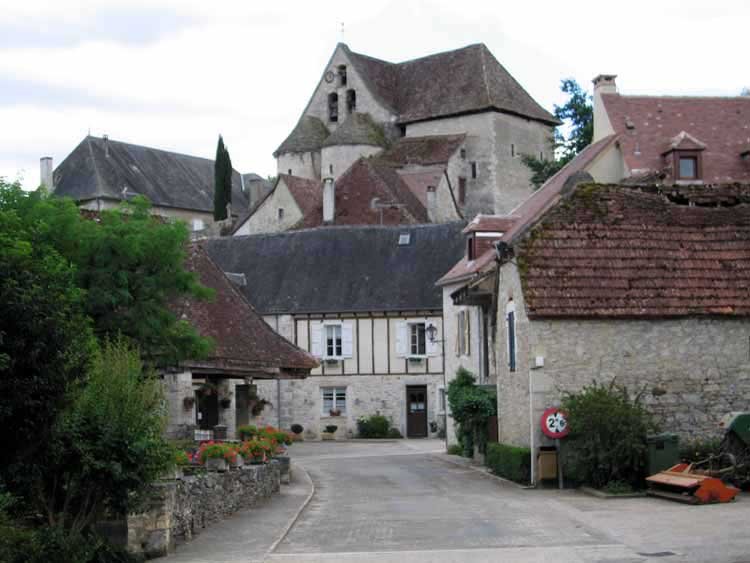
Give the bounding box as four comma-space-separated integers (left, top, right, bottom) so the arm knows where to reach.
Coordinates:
406, 385, 428, 438
196, 389, 219, 430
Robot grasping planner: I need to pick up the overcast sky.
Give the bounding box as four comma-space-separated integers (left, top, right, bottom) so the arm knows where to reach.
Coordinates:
2, 0, 748, 189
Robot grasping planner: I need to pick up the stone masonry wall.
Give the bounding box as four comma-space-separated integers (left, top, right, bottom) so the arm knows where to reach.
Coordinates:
495, 262, 750, 454
128, 462, 280, 558
253, 374, 445, 439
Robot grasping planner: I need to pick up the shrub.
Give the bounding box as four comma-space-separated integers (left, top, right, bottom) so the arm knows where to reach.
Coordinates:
387, 427, 403, 439
562, 381, 653, 489
237, 425, 259, 441
447, 368, 496, 456
679, 438, 722, 463
324, 425, 338, 434
240, 439, 274, 463
447, 444, 463, 456
357, 414, 390, 438
174, 450, 190, 466
290, 424, 304, 435
486, 443, 531, 484
603, 480, 634, 495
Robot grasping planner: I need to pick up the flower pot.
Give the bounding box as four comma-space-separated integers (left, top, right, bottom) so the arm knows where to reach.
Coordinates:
231, 454, 244, 468
206, 457, 228, 472
321, 431, 335, 441
248, 455, 266, 465
276, 455, 291, 484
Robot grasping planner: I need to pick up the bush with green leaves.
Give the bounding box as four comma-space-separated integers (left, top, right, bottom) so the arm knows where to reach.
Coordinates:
387, 427, 402, 439
447, 444, 463, 456
356, 414, 391, 438
237, 425, 259, 441
485, 443, 531, 484
29, 340, 173, 534
561, 381, 654, 489
446, 368, 496, 456
679, 438, 722, 463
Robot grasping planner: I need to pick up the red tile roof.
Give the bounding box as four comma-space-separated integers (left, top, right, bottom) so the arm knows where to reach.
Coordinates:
601, 94, 750, 183
281, 174, 322, 222
519, 183, 750, 318
294, 158, 428, 228
437, 135, 618, 285
172, 245, 318, 375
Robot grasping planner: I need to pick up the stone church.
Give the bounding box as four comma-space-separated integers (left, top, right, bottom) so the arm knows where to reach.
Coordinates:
233, 43, 558, 235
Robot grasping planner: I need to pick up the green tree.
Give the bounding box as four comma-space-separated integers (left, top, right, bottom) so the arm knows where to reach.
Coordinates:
522, 78, 594, 188
213, 135, 233, 220
31, 340, 173, 533
0, 179, 94, 465
446, 368, 496, 456
4, 186, 213, 365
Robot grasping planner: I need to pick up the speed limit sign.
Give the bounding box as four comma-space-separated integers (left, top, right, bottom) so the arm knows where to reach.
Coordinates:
541, 407, 569, 439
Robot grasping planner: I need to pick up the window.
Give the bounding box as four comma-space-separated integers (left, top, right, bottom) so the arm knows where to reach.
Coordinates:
288, 169, 292, 175
277, 208, 284, 221
679, 156, 698, 179
511, 144, 515, 157
329, 164, 333, 175
346, 89, 356, 113
506, 301, 516, 372
398, 233, 411, 245
328, 92, 339, 122
460, 148, 466, 159
322, 387, 347, 415
337, 65, 347, 86
409, 322, 426, 356
437, 386, 446, 414
471, 161, 478, 179
458, 177, 467, 205
455, 310, 471, 356
325, 324, 342, 358
191, 218, 205, 232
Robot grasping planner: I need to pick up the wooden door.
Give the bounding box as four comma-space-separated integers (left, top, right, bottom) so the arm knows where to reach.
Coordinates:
196, 390, 219, 430
406, 385, 428, 438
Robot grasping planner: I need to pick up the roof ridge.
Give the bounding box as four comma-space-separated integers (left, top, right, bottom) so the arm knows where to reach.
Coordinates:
479, 44, 492, 108
604, 93, 750, 101
85, 136, 108, 199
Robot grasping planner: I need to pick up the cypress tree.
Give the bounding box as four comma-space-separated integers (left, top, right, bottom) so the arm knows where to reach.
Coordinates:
213, 135, 233, 220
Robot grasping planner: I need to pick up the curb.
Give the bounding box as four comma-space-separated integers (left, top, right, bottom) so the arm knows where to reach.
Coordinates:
579, 486, 646, 499
436, 453, 532, 491
265, 462, 316, 556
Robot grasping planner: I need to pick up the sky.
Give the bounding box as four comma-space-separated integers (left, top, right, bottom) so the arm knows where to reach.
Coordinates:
2, 0, 748, 189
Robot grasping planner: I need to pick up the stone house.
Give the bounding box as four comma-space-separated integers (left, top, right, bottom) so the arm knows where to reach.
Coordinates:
205, 222, 466, 439
165, 244, 317, 440
48, 135, 272, 235
238, 42, 557, 234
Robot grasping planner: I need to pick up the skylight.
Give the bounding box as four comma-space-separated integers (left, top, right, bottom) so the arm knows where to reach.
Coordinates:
398, 233, 411, 246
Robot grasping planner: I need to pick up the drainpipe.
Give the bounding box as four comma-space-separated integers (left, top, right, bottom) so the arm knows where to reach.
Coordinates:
529, 367, 535, 486
277, 378, 282, 429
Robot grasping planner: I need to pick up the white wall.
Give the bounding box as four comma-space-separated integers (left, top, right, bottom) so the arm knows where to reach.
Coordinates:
233, 178, 305, 236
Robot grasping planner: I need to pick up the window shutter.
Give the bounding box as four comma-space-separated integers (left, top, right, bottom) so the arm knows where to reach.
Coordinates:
426, 322, 439, 356
310, 322, 323, 358
465, 310, 471, 357
342, 322, 353, 358
455, 313, 462, 356
395, 321, 407, 357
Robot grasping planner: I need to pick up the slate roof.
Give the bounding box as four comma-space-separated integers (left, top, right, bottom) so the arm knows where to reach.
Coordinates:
601, 94, 750, 183
53, 136, 249, 214
343, 43, 557, 126
322, 113, 388, 147
274, 116, 330, 156
437, 135, 618, 285
518, 183, 750, 318
378, 134, 465, 167
173, 244, 318, 374
205, 222, 467, 314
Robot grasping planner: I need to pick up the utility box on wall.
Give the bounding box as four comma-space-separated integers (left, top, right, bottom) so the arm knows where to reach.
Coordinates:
537, 447, 558, 480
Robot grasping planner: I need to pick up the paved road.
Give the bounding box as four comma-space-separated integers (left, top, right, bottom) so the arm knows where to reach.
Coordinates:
268, 440, 750, 563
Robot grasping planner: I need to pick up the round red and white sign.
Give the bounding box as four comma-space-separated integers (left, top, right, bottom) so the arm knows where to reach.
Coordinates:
541, 407, 569, 439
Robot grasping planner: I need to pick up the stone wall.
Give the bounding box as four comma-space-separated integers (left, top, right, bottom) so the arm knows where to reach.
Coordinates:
277, 150, 320, 181
495, 261, 750, 456
128, 462, 280, 558
234, 178, 305, 236
321, 144, 381, 180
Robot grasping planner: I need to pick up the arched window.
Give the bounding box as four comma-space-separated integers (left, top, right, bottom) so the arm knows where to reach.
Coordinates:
337, 65, 347, 86
346, 89, 356, 113
506, 301, 516, 372
328, 92, 339, 122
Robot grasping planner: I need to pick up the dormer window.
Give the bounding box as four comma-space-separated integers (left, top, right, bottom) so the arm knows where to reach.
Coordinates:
663, 131, 705, 183
328, 93, 339, 122
337, 65, 347, 86
346, 89, 356, 113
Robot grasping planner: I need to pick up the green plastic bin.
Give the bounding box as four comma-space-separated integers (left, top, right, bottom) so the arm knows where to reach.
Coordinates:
646, 433, 679, 475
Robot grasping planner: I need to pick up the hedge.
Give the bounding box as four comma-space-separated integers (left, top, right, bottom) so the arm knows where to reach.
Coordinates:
486, 443, 531, 484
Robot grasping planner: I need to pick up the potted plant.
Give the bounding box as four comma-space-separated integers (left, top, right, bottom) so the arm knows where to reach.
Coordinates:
321, 424, 338, 440
290, 423, 304, 441
329, 408, 342, 417
241, 438, 273, 464
220, 397, 232, 409
238, 424, 259, 441
198, 441, 236, 471
183, 396, 195, 410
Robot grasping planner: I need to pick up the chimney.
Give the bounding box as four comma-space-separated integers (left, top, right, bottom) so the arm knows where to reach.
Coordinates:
40, 157, 53, 190
103, 134, 110, 157
592, 74, 617, 142
323, 177, 335, 223
426, 185, 437, 222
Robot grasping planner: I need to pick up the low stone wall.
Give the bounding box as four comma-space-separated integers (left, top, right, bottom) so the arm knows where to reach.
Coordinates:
128, 462, 281, 558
